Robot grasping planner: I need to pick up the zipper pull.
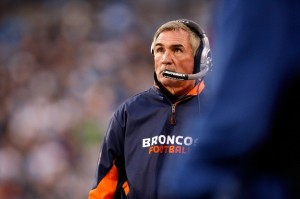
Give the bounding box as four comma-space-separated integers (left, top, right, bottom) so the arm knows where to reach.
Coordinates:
171, 104, 176, 125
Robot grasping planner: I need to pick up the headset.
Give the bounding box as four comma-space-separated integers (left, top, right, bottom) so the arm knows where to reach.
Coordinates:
153, 19, 213, 81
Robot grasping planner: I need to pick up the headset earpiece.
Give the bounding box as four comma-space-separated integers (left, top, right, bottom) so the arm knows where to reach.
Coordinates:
176, 19, 213, 80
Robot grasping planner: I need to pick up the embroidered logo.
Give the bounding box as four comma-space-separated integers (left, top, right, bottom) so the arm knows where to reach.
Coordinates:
142, 135, 198, 154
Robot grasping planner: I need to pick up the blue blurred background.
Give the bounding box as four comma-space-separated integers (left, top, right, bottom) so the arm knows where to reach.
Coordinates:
0, 0, 214, 198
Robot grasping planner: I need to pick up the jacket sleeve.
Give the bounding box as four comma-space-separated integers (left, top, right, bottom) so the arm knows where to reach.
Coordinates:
89, 112, 127, 199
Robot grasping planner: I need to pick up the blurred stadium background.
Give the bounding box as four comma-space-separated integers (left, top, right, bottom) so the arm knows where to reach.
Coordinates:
0, 0, 214, 198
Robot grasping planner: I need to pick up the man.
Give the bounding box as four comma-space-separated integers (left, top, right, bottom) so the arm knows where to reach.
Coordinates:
88, 19, 212, 199
160, 1, 300, 199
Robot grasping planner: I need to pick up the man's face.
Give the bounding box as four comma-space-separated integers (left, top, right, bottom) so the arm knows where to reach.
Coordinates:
153, 29, 195, 95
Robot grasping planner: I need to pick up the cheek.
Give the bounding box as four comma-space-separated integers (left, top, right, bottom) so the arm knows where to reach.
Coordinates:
154, 55, 160, 63
154, 57, 162, 70
180, 58, 194, 73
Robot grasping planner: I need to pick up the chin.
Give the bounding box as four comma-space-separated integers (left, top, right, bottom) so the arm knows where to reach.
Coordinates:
160, 77, 179, 86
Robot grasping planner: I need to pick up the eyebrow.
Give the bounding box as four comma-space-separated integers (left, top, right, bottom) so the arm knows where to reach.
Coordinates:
154, 43, 184, 49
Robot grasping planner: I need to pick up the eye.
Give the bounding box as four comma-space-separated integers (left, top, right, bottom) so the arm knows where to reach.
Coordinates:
154, 47, 164, 54
174, 47, 183, 54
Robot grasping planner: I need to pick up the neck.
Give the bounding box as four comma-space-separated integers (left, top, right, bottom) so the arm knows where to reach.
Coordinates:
164, 84, 195, 96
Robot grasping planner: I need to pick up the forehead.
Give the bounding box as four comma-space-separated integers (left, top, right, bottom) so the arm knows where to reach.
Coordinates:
155, 29, 191, 47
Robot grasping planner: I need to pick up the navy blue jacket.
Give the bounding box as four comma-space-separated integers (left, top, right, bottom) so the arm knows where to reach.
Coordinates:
89, 80, 205, 199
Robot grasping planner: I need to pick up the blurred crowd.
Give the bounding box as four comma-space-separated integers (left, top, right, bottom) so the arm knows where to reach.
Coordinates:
0, 0, 213, 198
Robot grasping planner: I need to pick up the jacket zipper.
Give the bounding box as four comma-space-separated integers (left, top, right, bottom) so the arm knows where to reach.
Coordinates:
171, 104, 176, 125
170, 96, 192, 125
166, 82, 204, 126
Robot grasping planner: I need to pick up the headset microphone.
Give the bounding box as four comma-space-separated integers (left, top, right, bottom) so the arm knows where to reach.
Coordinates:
162, 71, 188, 80
162, 63, 210, 81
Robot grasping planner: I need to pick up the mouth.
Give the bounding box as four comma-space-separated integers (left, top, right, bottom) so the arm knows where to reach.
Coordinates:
161, 70, 187, 81
161, 69, 174, 74
161, 69, 172, 78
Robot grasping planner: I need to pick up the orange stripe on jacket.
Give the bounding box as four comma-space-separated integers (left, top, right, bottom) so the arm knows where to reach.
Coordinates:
89, 164, 118, 199
187, 81, 205, 96
122, 181, 129, 196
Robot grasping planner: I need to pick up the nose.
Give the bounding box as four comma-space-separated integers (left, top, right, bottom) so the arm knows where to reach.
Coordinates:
161, 50, 172, 64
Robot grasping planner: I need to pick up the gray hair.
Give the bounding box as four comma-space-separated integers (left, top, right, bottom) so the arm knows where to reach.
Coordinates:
151, 20, 200, 56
